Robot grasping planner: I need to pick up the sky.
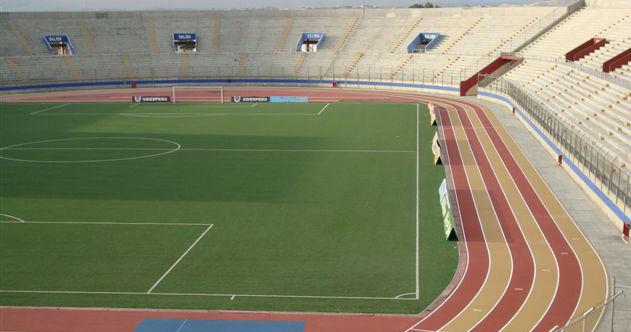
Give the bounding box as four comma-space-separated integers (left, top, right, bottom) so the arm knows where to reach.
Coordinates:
0, 0, 543, 12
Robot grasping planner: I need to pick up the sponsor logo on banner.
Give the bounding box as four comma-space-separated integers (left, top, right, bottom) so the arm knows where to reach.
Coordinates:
131, 96, 171, 103
439, 178, 458, 241
270, 96, 309, 103
231, 96, 270, 103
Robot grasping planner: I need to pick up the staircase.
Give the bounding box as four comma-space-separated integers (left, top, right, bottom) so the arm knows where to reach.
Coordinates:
433, 56, 461, 80
212, 14, 221, 53
293, 52, 307, 74
389, 17, 422, 53
146, 19, 159, 55
3, 57, 27, 80
488, 18, 538, 55
180, 53, 189, 77
239, 52, 249, 75
391, 54, 413, 78
275, 18, 294, 52
62, 56, 80, 80
119, 54, 134, 78
333, 17, 360, 55
441, 17, 484, 54
345, 52, 364, 74
78, 20, 97, 55
7, 20, 36, 56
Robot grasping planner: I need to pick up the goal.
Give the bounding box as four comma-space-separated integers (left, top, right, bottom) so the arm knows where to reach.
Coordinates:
171, 86, 224, 103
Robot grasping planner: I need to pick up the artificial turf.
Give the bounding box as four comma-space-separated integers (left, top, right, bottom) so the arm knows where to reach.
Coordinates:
0, 101, 457, 314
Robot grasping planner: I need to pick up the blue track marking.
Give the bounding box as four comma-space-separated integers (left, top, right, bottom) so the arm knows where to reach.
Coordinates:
134, 318, 305, 332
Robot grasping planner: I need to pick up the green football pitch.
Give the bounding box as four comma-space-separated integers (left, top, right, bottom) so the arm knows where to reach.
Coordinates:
0, 101, 457, 314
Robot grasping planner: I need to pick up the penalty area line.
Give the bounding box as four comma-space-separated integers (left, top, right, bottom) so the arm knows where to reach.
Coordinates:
30, 103, 69, 115
317, 103, 330, 115
0, 214, 25, 223
0, 289, 417, 301
146, 224, 214, 293
0, 220, 213, 226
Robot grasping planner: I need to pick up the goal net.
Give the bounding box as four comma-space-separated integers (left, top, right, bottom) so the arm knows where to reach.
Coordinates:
171, 86, 224, 103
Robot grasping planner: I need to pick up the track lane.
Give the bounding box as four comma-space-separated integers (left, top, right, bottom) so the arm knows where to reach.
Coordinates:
403, 105, 490, 332
459, 102, 558, 332
449, 103, 536, 332
432, 104, 513, 331
475, 105, 608, 332
459, 101, 581, 330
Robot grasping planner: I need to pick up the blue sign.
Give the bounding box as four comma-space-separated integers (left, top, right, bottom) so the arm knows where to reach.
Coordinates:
270, 96, 309, 103
305, 33, 324, 40
173, 33, 197, 41
42, 35, 75, 54
407, 33, 441, 53
296, 32, 326, 51
45, 36, 67, 43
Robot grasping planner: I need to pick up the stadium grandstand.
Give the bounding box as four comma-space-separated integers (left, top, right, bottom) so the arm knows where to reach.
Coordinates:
1, 0, 630, 331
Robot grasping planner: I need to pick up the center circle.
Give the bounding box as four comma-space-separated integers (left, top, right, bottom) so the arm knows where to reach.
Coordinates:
0, 137, 181, 163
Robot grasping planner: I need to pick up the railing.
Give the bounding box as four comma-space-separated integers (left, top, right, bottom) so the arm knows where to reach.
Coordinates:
483, 77, 631, 221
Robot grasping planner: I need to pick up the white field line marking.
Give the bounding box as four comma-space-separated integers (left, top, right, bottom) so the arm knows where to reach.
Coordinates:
29, 103, 69, 115
415, 103, 420, 300
39, 104, 327, 117
317, 103, 330, 115
250, 103, 258, 108
3, 147, 415, 153
129, 103, 140, 108
0, 220, 212, 226
0, 289, 416, 301
120, 112, 323, 117
395, 292, 417, 299
147, 224, 214, 294
0, 214, 25, 223
4, 147, 175, 151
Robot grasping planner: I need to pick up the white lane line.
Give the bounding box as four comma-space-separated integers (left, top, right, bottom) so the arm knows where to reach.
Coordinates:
0, 213, 25, 223
2, 147, 415, 153
147, 224, 214, 293
0, 220, 212, 226
30, 103, 69, 115
0, 289, 415, 301
317, 103, 330, 115
415, 103, 420, 299
175, 319, 188, 332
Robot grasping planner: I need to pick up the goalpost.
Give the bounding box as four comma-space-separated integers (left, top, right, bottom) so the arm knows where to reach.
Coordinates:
171, 86, 224, 104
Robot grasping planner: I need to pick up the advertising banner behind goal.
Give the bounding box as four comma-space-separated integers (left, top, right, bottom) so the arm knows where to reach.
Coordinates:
132, 96, 171, 103
231, 96, 270, 103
